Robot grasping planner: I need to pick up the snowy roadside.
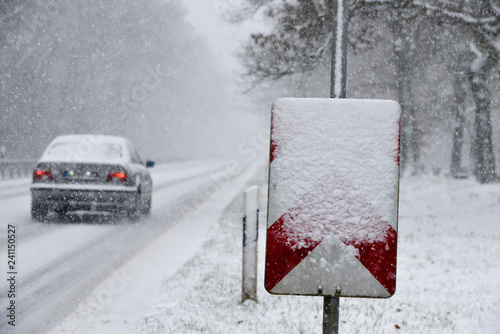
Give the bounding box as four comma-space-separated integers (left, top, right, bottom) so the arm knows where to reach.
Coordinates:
49, 162, 263, 334
135, 174, 500, 334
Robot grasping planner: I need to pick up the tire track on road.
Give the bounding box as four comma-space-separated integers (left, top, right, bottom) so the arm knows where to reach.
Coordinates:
0, 169, 229, 334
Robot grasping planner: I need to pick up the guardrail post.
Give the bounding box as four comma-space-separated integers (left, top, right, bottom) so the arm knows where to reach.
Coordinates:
0, 160, 35, 180
242, 186, 259, 303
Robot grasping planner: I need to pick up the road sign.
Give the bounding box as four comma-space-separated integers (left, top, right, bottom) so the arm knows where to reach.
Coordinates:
265, 98, 400, 298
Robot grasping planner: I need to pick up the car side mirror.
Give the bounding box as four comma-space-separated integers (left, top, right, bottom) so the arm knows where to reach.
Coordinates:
145, 160, 155, 168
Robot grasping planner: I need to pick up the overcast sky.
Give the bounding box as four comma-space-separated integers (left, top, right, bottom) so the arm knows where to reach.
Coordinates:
182, 0, 263, 73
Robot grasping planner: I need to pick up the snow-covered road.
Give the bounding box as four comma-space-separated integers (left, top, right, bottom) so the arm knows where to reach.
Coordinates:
0, 160, 259, 334
2, 164, 499, 333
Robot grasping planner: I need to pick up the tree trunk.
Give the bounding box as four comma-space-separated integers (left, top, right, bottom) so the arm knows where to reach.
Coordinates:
391, 13, 418, 174
450, 69, 467, 178
468, 65, 497, 183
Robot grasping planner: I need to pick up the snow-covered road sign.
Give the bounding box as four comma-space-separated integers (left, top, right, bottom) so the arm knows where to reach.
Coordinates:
265, 98, 400, 298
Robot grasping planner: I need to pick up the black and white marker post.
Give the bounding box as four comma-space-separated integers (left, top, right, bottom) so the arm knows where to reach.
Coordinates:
242, 186, 259, 303
325, 0, 349, 333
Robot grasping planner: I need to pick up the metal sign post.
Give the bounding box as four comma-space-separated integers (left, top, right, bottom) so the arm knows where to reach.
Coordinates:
326, 1, 349, 333
330, 0, 349, 100
265, 1, 400, 333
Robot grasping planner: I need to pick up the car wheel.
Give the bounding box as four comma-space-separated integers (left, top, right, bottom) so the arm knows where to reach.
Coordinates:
31, 203, 49, 222
140, 195, 151, 215
126, 190, 141, 217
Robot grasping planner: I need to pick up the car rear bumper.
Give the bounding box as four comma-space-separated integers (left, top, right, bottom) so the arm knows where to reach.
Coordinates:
31, 184, 138, 212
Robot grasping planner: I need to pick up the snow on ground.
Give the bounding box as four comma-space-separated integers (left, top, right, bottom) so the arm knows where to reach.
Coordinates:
3, 164, 498, 333
48, 162, 261, 334
134, 173, 500, 334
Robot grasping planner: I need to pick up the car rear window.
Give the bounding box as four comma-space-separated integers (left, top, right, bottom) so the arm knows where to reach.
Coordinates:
42, 140, 124, 163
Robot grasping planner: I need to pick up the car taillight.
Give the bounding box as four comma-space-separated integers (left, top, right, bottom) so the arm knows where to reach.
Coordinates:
33, 169, 52, 181
107, 172, 127, 183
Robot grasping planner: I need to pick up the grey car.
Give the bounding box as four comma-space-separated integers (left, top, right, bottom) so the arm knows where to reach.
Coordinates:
31, 134, 154, 221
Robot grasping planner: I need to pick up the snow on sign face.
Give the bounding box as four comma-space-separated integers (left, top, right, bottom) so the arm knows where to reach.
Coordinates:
265, 98, 401, 298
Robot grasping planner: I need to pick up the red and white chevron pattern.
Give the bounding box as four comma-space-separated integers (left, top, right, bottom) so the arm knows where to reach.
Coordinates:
265, 98, 400, 298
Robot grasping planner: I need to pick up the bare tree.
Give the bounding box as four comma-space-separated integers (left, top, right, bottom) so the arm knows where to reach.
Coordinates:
232, 0, 426, 172
0, 0, 231, 160
229, 0, 499, 182
418, 1, 499, 183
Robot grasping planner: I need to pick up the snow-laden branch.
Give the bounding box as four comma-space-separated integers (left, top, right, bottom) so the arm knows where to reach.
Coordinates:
490, 0, 500, 17
470, 42, 489, 72
312, 32, 333, 59
413, 1, 497, 25
215, 0, 273, 23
